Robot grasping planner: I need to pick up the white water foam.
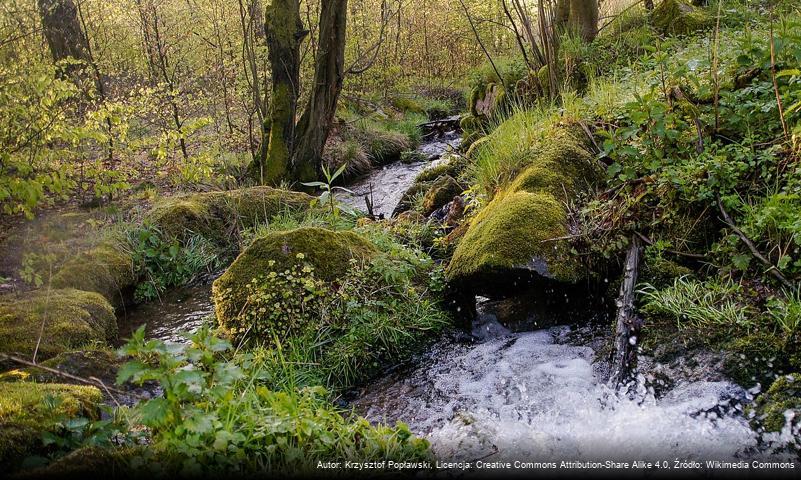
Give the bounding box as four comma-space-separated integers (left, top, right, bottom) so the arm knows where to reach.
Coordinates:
354, 327, 797, 463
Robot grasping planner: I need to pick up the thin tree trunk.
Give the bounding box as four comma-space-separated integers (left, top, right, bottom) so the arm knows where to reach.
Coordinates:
610, 236, 642, 387
291, 0, 348, 183
251, 0, 307, 185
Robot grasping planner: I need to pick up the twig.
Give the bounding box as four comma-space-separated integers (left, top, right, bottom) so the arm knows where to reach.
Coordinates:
0, 352, 139, 399
634, 231, 707, 260
717, 195, 793, 288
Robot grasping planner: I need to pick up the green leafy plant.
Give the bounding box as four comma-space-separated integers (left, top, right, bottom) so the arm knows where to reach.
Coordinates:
302, 163, 356, 218
116, 327, 430, 475
126, 226, 220, 302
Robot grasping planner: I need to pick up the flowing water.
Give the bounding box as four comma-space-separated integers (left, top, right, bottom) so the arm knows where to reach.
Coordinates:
339, 129, 461, 217
120, 130, 799, 468
350, 316, 798, 465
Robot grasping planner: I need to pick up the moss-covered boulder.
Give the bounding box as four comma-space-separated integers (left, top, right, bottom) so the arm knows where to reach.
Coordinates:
51, 241, 136, 307
422, 175, 463, 216
751, 373, 801, 433
0, 290, 117, 362
0, 349, 120, 387
652, 0, 712, 35
447, 126, 603, 291
0, 382, 102, 469
212, 228, 378, 337
145, 186, 313, 241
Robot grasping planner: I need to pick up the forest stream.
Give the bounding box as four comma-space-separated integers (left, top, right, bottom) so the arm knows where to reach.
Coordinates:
117, 129, 797, 468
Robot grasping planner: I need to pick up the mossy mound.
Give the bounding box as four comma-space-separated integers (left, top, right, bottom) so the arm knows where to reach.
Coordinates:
652, 0, 712, 36
751, 373, 801, 433
212, 227, 378, 336
0, 382, 101, 469
447, 126, 603, 289
0, 290, 117, 362
722, 333, 790, 387
51, 241, 136, 307
146, 187, 313, 241
355, 127, 412, 166
422, 175, 462, 216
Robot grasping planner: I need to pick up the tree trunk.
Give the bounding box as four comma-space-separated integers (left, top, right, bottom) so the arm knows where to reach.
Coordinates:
37, 0, 91, 67
609, 236, 642, 387
291, 0, 348, 183
251, 0, 307, 185
553, 0, 598, 43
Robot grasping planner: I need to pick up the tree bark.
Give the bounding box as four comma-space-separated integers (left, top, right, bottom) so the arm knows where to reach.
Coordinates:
252, 0, 307, 185
553, 0, 599, 42
37, 0, 91, 67
609, 236, 642, 387
292, 0, 349, 183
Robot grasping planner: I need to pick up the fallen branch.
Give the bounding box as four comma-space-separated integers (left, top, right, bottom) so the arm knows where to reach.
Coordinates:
0, 352, 141, 400
609, 235, 643, 387
717, 195, 793, 288
634, 231, 707, 260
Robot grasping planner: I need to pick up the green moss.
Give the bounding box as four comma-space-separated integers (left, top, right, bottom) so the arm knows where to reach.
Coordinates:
212, 227, 378, 334
641, 257, 694, 289
722, 333, 789, 387
354, 125, 411, 165
537, 65, 551, 97
146, 187, 312, 242
651, 0, 713, 36
751, 373, 801, 433
448, 191, 581, 283
390, 96, 425, 114
0, 382, 101, 468
459, 114, 483, 133
0, 290, 117, 362
447, 125, 602, 285
21, 446, 139, 479
422, 175, 462, 216
51, 241, 136, 307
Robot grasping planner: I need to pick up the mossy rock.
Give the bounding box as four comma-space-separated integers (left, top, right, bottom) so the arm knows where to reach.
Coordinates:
0, 290, 117, 363
641, 257, 694, 289
447, 126, 603, 290
212, 228, 378, 336
0, 382, 101, 469
145, 187, 313, 241
751, 373, 801, 433
353, 127, 411, 166
51, 241, 136, 307
651, 0, 712, 35
422, 176, 462, 216
390, 96, 425, 114
722, 333, 790, 388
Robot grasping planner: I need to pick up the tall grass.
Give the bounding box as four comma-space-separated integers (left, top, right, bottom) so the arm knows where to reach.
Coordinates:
639, 276, 756, 333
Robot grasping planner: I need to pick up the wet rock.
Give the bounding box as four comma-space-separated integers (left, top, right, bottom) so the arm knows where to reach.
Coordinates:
447, 126, 603, 295
0, 289, 117, 363
212, 227, 377, 339
750, 373, 801, 433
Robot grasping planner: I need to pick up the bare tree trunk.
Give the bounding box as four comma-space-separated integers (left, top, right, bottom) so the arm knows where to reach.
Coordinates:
37, 0, 90, 67
609, 236, 642, 387
568, 0, 599, 42
291, 0, 348, 183
251, 0, 307, 185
